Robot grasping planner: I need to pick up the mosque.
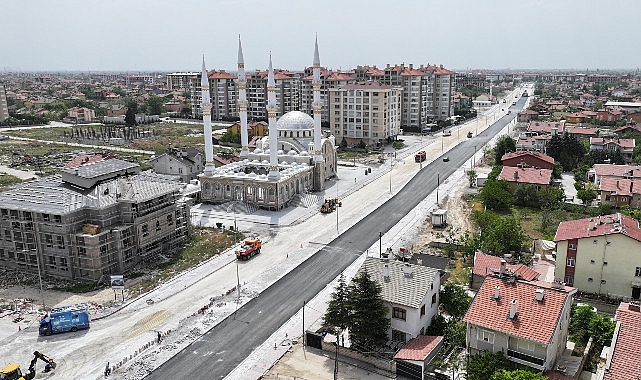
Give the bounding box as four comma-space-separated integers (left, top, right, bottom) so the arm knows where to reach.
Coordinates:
199, 37, 338, 210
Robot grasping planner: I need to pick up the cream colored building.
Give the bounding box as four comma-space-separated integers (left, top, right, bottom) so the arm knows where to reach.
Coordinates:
329, 82, 402, 148
0, 83, 9, 122
554, 213, 641, 300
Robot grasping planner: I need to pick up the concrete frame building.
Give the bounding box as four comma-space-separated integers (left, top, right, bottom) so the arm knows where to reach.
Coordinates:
0, 83, 9, 122
199, 38, 337, 209
329, 82, 402, 148
554, 213, 641, 300
0, 158, 190, 282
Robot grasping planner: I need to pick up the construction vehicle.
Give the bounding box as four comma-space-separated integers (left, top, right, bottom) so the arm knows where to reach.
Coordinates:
320, 198, 341, 213
414, 151, 426, 162
0, 351, 56, 380
236, 238, 262, 260
39, 303, 90, 336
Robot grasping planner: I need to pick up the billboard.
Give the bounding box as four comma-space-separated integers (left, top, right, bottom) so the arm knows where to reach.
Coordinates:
110, 275, 125, 289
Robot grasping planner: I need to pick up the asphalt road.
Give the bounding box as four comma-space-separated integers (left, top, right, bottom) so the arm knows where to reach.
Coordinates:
145, 96, 527, 379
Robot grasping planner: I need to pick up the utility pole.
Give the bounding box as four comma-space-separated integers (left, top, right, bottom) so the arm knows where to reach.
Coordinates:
437, 173, 440, 206
379, 232, 382, 258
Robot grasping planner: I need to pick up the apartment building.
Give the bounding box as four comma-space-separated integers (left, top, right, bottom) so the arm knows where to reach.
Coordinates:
329, 82, 402, 148
0, 83, 9, 121
209, 70, 237, 120
67, 106, 96, 123
0, 157, 190, 282
554, 213, 641, 300
300, 68, 355, 123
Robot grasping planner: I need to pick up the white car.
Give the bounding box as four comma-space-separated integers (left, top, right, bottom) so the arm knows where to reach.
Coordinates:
443, 131, 451, 136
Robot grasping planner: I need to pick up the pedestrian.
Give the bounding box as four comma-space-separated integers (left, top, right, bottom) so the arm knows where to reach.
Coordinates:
104, 362, 110, 376
157, 331, 162, 344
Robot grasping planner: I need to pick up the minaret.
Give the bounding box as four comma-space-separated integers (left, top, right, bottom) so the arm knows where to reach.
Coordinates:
201, 57, 215, 175
267, 54, 279, 179
237, 36, 249, 158
311, 36, 326, 191
312, 35, 323, 163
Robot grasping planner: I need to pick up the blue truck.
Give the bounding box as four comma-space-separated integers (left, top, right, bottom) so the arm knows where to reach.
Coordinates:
39, 304, 90, 336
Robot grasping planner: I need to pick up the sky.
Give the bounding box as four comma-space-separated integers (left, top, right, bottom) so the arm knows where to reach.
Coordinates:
2, 0, 640, 73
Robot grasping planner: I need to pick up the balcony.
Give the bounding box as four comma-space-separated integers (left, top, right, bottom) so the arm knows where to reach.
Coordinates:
507, 349, 545, 367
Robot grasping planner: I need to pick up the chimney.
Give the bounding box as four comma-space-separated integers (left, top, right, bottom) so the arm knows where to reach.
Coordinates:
508, 299, 518, 320
588, 218, 595, 230
403, 263, 413, 277
629, 302, 640, 312
535, 288, 545, 302
513, 170, 519, 180
492, 285, 501, 300
409, 63, 413, 69
383, 265, 390, 281
617, 180, 620, 188
500, 260, 507, 274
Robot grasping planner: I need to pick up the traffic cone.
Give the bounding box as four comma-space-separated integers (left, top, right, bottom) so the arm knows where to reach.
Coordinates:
274, 343, 277, 350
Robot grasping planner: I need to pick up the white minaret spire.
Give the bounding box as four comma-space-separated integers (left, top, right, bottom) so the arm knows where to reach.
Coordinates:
237, 35, 249, 157
267, 53, 279, 179
201, 56, 215, 175
312, 35, 323, 163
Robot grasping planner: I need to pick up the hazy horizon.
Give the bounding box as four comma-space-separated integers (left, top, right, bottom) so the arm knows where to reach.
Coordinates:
3, 0, 640, 73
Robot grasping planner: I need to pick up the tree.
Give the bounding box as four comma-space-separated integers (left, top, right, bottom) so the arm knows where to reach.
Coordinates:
494, 135, 516, 165
514, 184, 539, 207
569, 305, 596, 344
484, 215, 527, 256
392, 140, 404, 150
444, 320, 466, 347
347, 270, 390, 350
466, 351, 511, 380
146, 95, 165, 115
466, 170, 478, 188
589, 313, 616, 346
323, 274, 350, 334
425, 314, 447, 335
546, 133, 586, 171
490, 369, 547, 380
577, 182, 597, 206
479, 179, 514, 211
125, 101, 138, 127
439, 282, 472, 321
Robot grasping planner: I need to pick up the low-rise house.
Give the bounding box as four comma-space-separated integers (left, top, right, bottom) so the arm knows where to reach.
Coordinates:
228, 120, 268, 138
589, 137, 635, 163
464, 276, 576, 372
150, 146, 203, 182
517, 109, 538, 122
501, 151, 555, 170
358, 256, 441, 344
67, 106, 95, 122
471, 252, 540, 290
566, 126, 599, 140
527, 120, 565, 136
554, 213, 641, 300
587, 163, 641, 184
598, 177, 641, 208
597, 109, 623, 122
498, 166, 553, 190
565, 112, 587, 124
394, 335, 444, 380
603, 302, 641, 380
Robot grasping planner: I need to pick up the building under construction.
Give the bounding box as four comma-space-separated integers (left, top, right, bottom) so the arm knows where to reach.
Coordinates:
0, 157, 191, 282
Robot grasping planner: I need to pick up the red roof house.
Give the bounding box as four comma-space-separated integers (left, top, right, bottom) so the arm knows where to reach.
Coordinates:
501, 151, 555, 170
603, 302, 641, 380
498, 167, 553, 188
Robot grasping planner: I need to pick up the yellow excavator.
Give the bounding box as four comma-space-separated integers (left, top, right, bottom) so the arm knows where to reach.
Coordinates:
0, 351, 56, 380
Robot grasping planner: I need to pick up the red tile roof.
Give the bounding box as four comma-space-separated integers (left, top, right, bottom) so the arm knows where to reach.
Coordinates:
567, 127, 598, 135
554, 214, 641, 243
592, 164, 641, 179
394, 335, 443, 361
498, 167, 552, 186
209, 70, 236, 79
501, 151, 555, 165
339, 82, 395, 90
64, 153, 114, 169
603, 303, 641, 380
527, 121, 565, 134
464, 277, 574, 344
599, 177, 641, 196
473, 252, 540, 282
590, 137, 635, 149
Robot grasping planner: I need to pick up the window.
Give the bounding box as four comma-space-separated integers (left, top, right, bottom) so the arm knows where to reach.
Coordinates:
568, 243, 577, 250
601, 280, 607, 284
593, 240, 598, 244
53, 215, 62, 223
167, 214, 173, 226
590, 260, 595, 264
431, 293, 437, 305
391, 329, 406, 342
517, 339, 535, 352
636, 267, 641, 277
603, 261, 608, 266
142, 224, 149, 237
564, 275, 574, 285
155, 220, 161, 232
479, 330, 495, 344
421, 304, 426, 316
56, 236, 65, 249
392, 307, 407, 321
567, 257, 575, 267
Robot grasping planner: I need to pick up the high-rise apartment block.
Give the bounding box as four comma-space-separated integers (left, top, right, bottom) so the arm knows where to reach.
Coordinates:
329, 82, 402, 147
0, 83, 9, 122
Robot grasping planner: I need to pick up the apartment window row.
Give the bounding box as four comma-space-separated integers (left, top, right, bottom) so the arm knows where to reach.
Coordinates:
392, 307, 407, 321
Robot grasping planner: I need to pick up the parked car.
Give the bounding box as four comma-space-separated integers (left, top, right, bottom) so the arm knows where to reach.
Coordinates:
443, 130, 451, 136
442, 156, 450, 162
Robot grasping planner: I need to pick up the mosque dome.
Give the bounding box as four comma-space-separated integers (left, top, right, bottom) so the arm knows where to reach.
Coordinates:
277, 111, 314, 130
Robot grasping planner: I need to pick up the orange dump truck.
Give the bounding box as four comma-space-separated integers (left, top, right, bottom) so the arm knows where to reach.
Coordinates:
236, 238, 262, 260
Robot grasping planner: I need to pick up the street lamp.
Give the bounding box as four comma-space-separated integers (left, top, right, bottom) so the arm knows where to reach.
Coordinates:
336, 181, 339, 233
389, 153, 393, 194
26, 250, 45, 310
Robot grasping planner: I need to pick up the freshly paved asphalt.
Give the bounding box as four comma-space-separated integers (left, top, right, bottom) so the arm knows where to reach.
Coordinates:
144, 97, 527, 379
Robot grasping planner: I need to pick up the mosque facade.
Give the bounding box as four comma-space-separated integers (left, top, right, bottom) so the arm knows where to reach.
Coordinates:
199, 38, 338, 210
